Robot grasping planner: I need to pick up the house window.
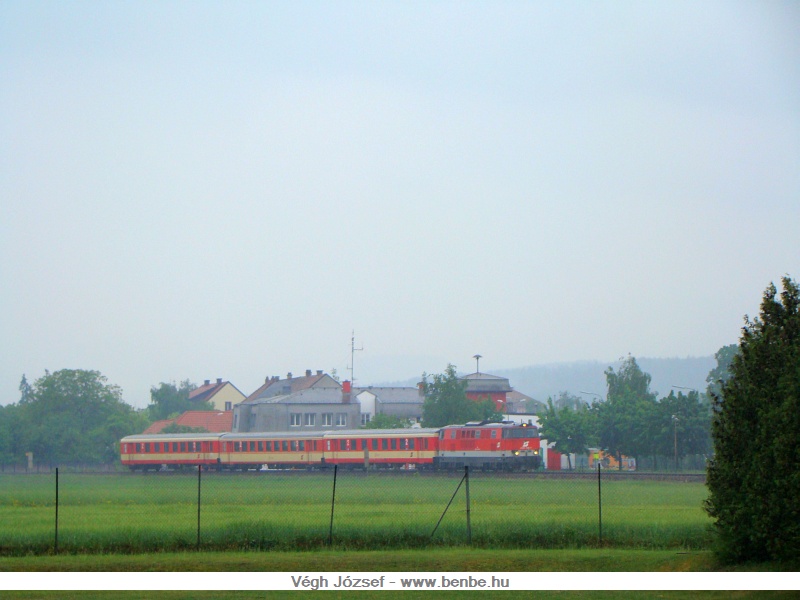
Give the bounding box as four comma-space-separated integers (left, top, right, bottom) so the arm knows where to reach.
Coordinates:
361, 413, 371, 425
225, 401, 232, 411
290, 413, 302, 427
304, 413, 316, 426
322, 413, 333, 426
335, 413, 347, 427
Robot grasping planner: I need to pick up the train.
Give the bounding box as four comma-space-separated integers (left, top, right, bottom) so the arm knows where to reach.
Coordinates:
120, 421, 542, 472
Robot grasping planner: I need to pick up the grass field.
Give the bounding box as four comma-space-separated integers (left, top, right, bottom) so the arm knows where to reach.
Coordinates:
0, 472, 713, 554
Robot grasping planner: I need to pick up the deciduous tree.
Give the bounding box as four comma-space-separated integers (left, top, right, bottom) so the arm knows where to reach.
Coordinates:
594, 355, 657, 469
148, 380, 211, 421
421, 364, 500, 427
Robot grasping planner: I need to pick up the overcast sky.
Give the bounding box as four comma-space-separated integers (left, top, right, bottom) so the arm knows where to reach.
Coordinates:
2, 1, 798, 408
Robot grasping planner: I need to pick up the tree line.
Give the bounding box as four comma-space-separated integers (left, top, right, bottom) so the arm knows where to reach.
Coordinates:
537, 352, 733, 470
0, 375, 212, 467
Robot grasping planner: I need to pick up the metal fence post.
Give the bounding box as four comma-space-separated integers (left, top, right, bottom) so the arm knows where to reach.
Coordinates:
328, 465, 338, 547
54, 468, 59, 554
597, 462, 602, 545
465, 466, 471, 545
197, 465, 201, 551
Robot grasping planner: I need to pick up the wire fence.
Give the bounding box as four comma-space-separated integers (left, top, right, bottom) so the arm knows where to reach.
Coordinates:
0, 467, 711, 555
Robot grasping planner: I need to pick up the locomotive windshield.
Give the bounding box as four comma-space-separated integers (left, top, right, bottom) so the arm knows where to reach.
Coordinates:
502, 427, 538, 439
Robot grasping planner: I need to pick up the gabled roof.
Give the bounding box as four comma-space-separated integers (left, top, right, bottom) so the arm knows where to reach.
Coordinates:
244, 372, 340, 403
142, 411, 233, 434
246, 387, 355, 406
189, 380, 245, 403
461, 372, 512, 393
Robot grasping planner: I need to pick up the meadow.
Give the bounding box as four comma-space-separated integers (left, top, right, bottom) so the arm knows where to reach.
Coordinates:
0, 471, 712, 555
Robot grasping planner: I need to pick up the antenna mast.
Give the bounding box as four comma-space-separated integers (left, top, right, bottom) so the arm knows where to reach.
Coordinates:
348, 330, 364, 385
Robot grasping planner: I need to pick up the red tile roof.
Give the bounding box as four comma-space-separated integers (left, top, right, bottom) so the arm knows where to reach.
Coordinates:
177, 411, 233, 432
141, 411, 233, 434
142, 419, 174, 434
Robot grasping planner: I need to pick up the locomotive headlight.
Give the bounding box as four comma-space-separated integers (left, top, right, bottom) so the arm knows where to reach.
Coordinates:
513, 450, 519, 456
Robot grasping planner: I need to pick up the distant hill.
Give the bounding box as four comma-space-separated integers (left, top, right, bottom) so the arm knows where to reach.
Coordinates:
380, 356, 716, 402
493, 356, 715, 402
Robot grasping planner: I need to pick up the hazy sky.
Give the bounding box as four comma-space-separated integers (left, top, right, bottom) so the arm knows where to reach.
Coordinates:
2, 1, 798, 408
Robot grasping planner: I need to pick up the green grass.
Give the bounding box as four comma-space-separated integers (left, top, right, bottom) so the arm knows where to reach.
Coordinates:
0, 472, 714, 554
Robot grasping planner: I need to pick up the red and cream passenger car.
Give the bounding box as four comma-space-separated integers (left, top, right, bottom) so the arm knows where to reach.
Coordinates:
120, 433, 223, 470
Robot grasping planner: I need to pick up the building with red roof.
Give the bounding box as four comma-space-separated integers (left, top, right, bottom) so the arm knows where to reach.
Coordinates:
143, 410, 233, 434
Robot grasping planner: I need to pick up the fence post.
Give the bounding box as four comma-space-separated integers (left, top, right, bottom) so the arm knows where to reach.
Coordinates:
328, 465, 338, 547
464, 466, 471, 545
197, 465, 201, 551
54, 468, 59, 554
597, 462, 602, 545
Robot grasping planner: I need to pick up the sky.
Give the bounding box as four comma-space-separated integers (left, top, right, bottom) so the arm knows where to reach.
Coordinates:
1, 1, 798, 408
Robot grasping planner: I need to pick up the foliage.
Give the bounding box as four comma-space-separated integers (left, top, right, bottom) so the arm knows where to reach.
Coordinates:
147, 380, 210, 421
159, 423, 210, 434
705, 276, 800, 566
0, 370, 149, 465
538, 397, 596, 469
593, 356, 658, 468
421, 365, 500, 427
705, 344, 739, 399
361, 413, 411, 429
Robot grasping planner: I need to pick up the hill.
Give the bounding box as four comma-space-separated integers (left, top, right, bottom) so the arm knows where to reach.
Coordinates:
380, 356, 715, 403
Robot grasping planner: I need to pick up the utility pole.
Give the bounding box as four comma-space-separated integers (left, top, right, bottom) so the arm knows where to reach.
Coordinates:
348, 331, 363, 385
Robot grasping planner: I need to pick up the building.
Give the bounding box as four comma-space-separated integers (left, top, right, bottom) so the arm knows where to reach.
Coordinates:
460, 372, 513, 411
233, 371, 360, 433
354, 385, 425, 425
189, 378, 246, 411
505, 390, 545, 414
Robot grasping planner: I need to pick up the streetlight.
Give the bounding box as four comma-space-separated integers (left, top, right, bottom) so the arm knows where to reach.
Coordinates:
473, 354, 482, 374
671, 414, 679, 471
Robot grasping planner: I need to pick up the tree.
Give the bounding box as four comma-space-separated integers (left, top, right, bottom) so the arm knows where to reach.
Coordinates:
539, 396, 596, 469
147, 380, 210, 421
594, 355, 657, 469
421, 364, 499, 427
7, 369, 148, 465
705, 344, 739, 400
362, 413, 411, 429
705, 276, 800, 565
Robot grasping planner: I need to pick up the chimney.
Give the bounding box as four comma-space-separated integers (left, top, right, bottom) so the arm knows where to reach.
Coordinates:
204, 379, 210, 386
418, 381, 425, 397
342, 380, 352, 403
316, 370, 323, 376
287, 372, 292, 380
216, 378, 222, 384
305, 369, 312, 377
